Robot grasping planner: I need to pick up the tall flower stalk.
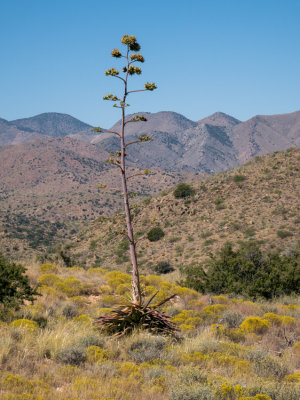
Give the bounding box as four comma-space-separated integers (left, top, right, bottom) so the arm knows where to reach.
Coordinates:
93, 35, 157, 306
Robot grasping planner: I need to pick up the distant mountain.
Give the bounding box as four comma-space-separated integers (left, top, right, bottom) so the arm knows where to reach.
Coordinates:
198, 111, 241, 127
97, 109, 300, 173
11, 112, 92, 137
231, 110, 300, 163
1, 110, 299, 173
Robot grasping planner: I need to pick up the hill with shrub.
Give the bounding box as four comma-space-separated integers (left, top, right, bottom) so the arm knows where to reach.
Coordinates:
63, 148, 300, 272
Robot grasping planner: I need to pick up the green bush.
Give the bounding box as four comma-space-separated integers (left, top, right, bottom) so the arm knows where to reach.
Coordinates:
277, 230, 293, 239
0, 253, 39, 312
173, 183, 195, 199
180, 242, 300, 299
233, 174, 246, 182
147, 227, 165, 242
154, 261, 174, 274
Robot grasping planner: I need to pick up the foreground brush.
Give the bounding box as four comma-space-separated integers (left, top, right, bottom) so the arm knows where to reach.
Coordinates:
95, 292, 178, 336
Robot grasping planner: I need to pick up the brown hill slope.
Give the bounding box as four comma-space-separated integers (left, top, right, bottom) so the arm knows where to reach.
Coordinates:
0, 137, 195, 258
66, 148, 300, 271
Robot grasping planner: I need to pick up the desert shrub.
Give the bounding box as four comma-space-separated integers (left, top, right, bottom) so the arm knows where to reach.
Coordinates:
263, 312, 295, 327
215, 382, 244, 399
252, 355, 290, 379
285, 372, 300, 382
212, 295, 229, 304
55, 276, 82, 296
72, 314, 92, 325
0, 372, 49, 395
180, 241, 300, 299
202, 304, 229, 319
78, 333, 105, 348
248, 382, 300, 400
62, 303, 80, 319
233, 174, 246, 182
10, 318, 38, 331
154, 261, 175, 274
86, 345, 109, 363
38, 273, 62, 287
247, 350, 290, 379
105, 270, 131, 288
126, 335, 167, 363
56, 346, 87, 366
220, 310, 244, 328
0, 253, 39, 312
277, 230, 293, 238
173, 183, 195, 199
169, 384, 214, 400
39, 263, 58, 273
240, 317, 271, 334
147, 227, 165, 242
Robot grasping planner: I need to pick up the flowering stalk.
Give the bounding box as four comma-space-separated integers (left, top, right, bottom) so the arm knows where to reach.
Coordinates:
94, 35, 157, 306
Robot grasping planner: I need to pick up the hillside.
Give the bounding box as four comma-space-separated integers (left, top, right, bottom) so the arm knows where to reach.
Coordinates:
66, 148, 300, 271
0, 137, 194, 258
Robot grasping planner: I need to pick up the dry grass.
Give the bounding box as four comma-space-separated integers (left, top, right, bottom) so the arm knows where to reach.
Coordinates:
0, 262, 300, 399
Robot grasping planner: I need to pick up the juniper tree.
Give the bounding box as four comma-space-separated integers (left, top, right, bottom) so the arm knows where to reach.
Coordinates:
93, 35, 157, 306
93, 35, 176, 335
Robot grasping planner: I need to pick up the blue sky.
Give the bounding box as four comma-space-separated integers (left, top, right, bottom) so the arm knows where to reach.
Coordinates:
1, 0, 299, 127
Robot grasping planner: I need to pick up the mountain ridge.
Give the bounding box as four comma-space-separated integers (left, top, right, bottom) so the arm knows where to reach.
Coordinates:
1, 109, 299, 174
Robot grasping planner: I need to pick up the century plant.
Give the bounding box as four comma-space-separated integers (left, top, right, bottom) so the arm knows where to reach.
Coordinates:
93, 35, 176, 335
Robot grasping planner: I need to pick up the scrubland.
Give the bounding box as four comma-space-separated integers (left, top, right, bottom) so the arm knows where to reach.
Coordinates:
1, 262, 300, 400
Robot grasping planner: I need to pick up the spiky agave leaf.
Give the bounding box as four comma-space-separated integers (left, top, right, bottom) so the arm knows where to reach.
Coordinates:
95, 296, 178, 337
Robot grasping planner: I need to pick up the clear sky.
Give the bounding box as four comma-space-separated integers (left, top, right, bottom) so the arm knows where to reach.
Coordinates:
1, 0, 299, 127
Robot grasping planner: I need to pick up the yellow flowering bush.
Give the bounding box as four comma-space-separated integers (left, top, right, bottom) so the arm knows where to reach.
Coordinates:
237, 396, 271, 400
38, 273, 62, 287
263, 312, 295, 327
179, 324, 195, 333
105, 271, 131, 288
212, 295, 229, 304
215, 382, 244, 400
172, 310, 201, 324
72, 314, 92, 325
10, 319, 38, 331
240, 317, 271, 334
1, 373, 49, 394
54, 276, 82, 296
285, 372, 300, 382
87, 267, 107, 275
181, 351, 210, 364
39, 263, 59, 274
86, 346, 110, 363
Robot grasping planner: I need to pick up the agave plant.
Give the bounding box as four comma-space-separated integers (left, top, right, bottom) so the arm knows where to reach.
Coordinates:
95, 291, 178, 336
